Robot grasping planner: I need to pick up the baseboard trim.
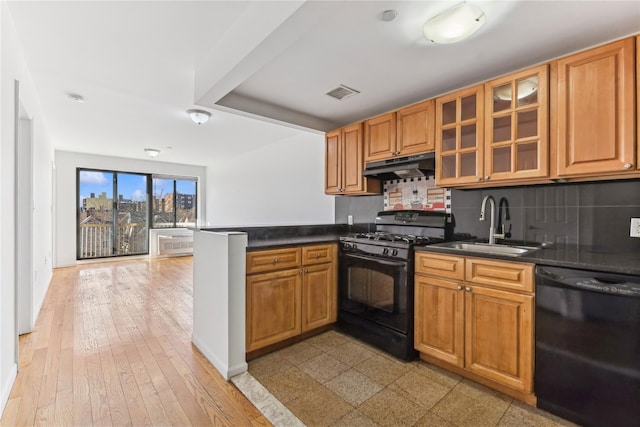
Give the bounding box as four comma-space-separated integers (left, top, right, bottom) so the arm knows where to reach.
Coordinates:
0, 362, 18, 416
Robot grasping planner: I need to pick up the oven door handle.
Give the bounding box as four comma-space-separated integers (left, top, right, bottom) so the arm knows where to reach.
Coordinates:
342, 252, 408, 267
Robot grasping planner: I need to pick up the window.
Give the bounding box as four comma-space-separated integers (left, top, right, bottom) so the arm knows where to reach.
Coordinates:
152, 176, 197, 228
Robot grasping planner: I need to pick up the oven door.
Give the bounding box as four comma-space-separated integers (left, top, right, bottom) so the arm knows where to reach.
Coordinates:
339, 251, 410, 334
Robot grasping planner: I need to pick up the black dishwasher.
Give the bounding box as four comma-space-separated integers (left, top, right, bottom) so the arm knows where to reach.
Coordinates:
535, 266, 640, 427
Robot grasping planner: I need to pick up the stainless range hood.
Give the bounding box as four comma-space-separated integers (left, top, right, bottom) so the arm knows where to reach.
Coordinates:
362, 152, 436, 179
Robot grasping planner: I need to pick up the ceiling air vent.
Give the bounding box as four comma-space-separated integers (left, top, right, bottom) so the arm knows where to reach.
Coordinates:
326, 85, 360, 101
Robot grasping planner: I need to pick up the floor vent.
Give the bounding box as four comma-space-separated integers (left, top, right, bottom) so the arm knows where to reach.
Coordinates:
326, 84, 360, 100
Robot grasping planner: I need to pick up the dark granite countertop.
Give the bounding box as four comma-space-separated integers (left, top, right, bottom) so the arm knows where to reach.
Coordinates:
417, 242, 640, 276
195, 223, 372, 252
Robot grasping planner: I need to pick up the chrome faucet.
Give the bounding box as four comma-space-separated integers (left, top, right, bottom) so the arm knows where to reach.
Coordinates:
480, 195, 505, 244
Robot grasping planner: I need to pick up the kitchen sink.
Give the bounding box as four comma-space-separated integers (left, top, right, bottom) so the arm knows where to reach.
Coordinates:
433, 241, 541, 257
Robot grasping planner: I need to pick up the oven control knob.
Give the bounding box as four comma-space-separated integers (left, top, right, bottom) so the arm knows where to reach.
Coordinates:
343, 243, 351, 250
391, 249, 398, 256
382, 248, 389, 255
352, 243, 357, 250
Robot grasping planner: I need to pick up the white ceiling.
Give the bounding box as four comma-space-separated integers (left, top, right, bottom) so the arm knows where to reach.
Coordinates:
7, 1, 640, 166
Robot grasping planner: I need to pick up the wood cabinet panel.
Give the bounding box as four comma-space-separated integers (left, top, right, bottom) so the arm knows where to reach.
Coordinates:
415, 275, 464, 367
324, 129, 342, 194
397, 100, 435, 156
246, 268, 302, 352
415, 253, 534, 396
301, 263, 336, 332
364, 112, 397, 162
464, 285, 533, 393
325, 123, 381, 195
552, 38, 636, 176
415, 252, 464, 280
465, 258, 534, 292
484, 65, 549, 182
302, 244, 335, 266
246, 248, 301, 274
436, 85, 485, 186
247, 244, 337, 352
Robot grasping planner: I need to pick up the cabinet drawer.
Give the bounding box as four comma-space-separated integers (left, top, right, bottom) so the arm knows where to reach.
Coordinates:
415, 253, 464, 280
302, 244, 335, 265
465, 258, 534, 293
246, 248, 301, 274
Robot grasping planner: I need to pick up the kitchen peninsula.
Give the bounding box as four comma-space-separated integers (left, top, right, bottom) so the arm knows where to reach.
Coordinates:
191, 224, 349, 379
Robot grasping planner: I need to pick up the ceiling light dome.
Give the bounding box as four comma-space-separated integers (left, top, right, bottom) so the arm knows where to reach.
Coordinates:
187, 109, 211, 125
424, 2, 486, 44
144, 148, 160, 158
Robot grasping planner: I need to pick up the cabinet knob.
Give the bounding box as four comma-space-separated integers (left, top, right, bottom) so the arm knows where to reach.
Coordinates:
485, 176, 490, 180
465, 286, 472, 292
477, 177, 482, 181
273, 258, 279, 264
299, 270, 303, 275
624, 163, 633, 169
457, 285, 463, 290
316, 253, 321, 258
304, 269, 309, 273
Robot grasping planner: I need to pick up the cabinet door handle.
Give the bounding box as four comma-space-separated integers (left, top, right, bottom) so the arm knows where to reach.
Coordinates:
465, 286, 472, 292
457, 285, 463, 290
624, 163, 633, 169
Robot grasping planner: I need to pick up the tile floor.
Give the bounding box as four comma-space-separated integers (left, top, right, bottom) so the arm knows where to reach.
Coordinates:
246, 330, 578, 427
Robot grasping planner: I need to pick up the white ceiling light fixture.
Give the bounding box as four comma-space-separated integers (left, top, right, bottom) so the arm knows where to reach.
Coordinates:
187, 109, 211, 125
423, 2, 486, 44
144, 148, 161, 158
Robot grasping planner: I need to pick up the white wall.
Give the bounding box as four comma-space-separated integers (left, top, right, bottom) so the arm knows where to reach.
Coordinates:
206, 131, 334, 226
54, 150, 206, 268
1, 1, 55, 413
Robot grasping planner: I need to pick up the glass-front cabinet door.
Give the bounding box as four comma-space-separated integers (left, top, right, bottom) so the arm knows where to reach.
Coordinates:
484, 65, 548, 182
436, 85, 484, 186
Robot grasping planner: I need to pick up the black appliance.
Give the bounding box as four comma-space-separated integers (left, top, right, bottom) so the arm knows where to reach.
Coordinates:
338, 210, 452, 360
362, 152, 436, 180
535, 265, 640, 427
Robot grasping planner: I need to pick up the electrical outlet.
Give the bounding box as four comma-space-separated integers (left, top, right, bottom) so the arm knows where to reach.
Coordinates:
348, 215, 353, 225
630, 218, 640, 238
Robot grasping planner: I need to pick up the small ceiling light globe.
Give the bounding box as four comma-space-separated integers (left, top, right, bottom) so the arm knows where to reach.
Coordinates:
187, 109, 211, 125
424, 2, 486, 44
144, 148, 161, 158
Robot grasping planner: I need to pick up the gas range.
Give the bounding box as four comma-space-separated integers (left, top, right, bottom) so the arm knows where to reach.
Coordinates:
340, 210, 452, 260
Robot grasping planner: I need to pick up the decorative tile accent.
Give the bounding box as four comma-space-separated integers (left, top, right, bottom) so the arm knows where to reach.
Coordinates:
383, 176, 451, 213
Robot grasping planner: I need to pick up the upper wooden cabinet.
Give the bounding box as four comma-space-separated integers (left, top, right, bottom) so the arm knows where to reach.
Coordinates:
325, 123, 381, 196
364, 112, 397, 162
484, 65, 549, 182
396, 100, 436, 157
364, 100, 436, 163
551, 38, 636, 177
435, 85, 485, 186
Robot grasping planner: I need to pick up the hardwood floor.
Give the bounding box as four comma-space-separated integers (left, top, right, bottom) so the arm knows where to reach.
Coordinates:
1, 256, 270, 427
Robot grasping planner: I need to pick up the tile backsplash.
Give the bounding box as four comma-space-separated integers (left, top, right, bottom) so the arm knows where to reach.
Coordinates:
335, 179, 640, 254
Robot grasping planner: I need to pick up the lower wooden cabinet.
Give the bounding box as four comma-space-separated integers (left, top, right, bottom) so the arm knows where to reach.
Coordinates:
415, 252, 534, 397
246, 243, 337, 352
